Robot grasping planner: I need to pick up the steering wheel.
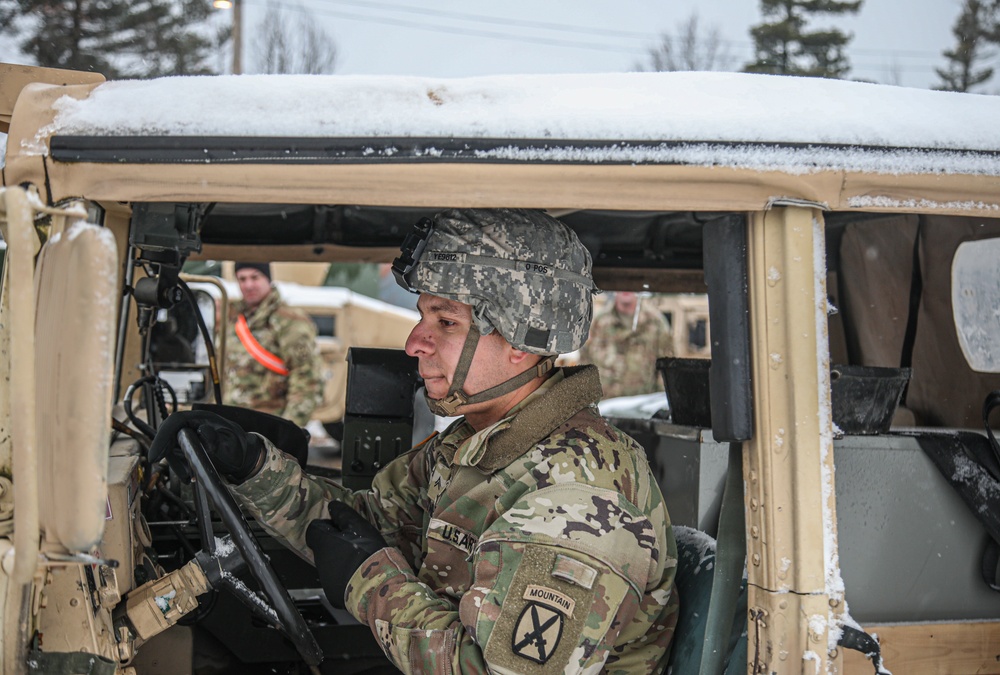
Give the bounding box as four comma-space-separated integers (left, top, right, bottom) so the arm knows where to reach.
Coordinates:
177, 427, 324, 668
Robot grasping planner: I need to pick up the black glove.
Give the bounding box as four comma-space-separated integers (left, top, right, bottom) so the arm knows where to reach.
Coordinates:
306, 501, 388, 609
148, 410, 265, 484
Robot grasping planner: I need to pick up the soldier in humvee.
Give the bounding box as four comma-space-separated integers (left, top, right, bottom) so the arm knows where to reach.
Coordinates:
154, 208, 679, 673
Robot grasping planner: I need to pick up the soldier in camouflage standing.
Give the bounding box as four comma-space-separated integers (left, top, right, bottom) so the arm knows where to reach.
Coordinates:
155, 211, 678, 673
224, 262, 321, 427
580, 291, 674, 399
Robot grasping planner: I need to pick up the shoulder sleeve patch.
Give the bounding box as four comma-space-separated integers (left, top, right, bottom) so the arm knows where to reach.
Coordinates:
483, 544, 596, 673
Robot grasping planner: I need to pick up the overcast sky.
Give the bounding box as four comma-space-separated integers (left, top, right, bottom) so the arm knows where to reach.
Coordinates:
0, 0, 982, 91
224, 0, 969, 90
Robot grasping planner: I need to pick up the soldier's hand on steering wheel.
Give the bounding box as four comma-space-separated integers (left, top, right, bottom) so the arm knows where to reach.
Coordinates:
149, 410, 265, 484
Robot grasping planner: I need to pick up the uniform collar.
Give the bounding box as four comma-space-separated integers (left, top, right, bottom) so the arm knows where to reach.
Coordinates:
444, 365, 603, 472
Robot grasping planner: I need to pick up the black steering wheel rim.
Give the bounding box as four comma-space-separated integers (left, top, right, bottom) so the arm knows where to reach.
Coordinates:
177, 427, 324, 667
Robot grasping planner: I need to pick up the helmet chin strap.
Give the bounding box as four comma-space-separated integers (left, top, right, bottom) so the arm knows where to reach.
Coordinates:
425, 323, 557, 417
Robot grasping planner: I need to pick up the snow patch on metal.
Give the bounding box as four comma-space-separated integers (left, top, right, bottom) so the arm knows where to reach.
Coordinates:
951, 238, 1000, 373
813, 216, 846, 660
848, 195, 1000, 212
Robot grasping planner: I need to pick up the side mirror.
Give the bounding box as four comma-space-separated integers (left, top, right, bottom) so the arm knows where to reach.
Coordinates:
952, 237, 1000, 373
150, 287, 217, 402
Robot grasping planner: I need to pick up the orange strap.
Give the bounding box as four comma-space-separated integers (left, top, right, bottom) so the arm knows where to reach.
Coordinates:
236, 314, 289, 376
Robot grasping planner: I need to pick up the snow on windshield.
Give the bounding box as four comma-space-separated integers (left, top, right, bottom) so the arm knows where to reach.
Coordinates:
33, 72, 1000, 175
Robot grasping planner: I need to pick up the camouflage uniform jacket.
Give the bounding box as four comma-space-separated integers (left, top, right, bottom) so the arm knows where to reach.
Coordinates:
233, 365, 679, 674
223, 287, 321, 426
580, 305, 674, 399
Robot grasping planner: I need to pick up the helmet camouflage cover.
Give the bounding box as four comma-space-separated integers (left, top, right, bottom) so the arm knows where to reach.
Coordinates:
395, 208, 596, 355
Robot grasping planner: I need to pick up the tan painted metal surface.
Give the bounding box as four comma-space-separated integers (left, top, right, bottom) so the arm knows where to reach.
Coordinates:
1, 187, 40, 585
6, 156, 997, 219
36, 563, 117, 660
0, 205, 12, 479
0, 64, 103, 133
124, 560, 209, 643
745, 207, 843, 673
3, 80, 1000, 217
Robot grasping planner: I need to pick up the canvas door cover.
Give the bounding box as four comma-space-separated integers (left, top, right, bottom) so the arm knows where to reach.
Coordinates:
837, 214, 1000, 429
35, 221, 119, 551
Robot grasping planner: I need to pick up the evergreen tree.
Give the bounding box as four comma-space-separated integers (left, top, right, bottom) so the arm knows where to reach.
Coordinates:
989, 0, 1000, 42
0, 0, 224, 78
935, 0, 996, 92
745, 0, 863, 78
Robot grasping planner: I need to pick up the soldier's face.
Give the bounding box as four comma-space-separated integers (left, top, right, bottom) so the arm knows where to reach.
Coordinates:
614, 291, 638, 315
236, 269, 272, 309
405, 294, 517, 412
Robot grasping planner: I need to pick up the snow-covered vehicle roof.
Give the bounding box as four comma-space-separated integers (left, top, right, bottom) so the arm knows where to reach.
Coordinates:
28, 72, 1000, 175
3, 66, 999, 217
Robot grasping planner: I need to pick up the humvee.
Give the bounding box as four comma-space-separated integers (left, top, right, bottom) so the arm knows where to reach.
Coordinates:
0, 64, 998, 674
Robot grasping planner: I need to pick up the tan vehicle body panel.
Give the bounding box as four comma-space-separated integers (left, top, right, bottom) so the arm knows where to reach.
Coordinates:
0, 64, 103, 132
651, 294, 710, 359
6, 80, 1000, 221
2, 67, 1000, 674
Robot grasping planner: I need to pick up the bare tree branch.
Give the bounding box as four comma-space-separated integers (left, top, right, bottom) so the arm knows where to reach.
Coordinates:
636, 13, 734, 72
251, 1, 337, 75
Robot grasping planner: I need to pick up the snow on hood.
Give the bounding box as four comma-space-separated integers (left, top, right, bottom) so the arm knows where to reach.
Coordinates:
47, 72, 1000, 152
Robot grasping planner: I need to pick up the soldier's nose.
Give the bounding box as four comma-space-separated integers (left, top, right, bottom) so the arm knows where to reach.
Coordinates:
405, 324, 432, 357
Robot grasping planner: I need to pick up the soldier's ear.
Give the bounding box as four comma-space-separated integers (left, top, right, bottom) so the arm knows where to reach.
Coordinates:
508, 348, 541, 367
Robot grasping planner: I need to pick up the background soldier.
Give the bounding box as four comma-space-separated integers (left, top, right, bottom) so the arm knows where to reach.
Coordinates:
224, 262, 321, 427
580, 291, 674, 399
155, 210, 678, 673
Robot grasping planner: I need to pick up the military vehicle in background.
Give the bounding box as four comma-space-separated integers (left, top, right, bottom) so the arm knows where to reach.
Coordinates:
169, 265, 417, 447
586, 292, 710, 362
0, 62, 999, 675
653, 294, 709, 359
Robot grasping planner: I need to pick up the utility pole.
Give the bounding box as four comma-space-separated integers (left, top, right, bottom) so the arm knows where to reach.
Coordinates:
232, 0, 242, 74
213, 0, 243, 74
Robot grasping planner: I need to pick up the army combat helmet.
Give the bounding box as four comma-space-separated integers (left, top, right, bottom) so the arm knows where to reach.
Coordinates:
392, 208, 597, 416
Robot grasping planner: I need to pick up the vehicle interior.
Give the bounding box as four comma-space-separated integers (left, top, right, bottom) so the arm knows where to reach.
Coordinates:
106, 201, 999, 674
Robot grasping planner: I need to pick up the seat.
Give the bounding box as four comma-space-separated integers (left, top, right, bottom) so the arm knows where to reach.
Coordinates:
666, 525, 747, 675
